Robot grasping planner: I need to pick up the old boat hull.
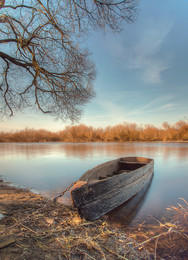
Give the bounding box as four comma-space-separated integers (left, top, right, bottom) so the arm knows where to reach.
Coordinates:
71, 157, 154, 221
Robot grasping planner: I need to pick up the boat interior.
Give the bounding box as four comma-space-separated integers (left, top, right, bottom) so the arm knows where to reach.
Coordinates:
98, 159, 148, 180
80, 157, 152, 182
99, 157, 148, 180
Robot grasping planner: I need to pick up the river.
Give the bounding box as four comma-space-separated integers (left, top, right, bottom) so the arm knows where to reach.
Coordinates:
0, 142, 187, 225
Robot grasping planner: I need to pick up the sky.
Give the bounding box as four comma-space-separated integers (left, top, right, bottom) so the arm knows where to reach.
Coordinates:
1, 0, 188, 132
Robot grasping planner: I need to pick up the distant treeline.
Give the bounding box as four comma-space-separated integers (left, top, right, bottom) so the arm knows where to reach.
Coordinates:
0, 120, 188, 143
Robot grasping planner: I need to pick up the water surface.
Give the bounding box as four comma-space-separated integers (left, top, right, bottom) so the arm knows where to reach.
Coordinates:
0, 142, 187, 225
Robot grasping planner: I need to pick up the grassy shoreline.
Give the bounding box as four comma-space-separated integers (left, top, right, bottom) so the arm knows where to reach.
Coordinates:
0, 182, 187, 259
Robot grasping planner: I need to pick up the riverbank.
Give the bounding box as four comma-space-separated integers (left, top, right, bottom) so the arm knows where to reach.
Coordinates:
0, 120, 188, 143
0, 182, 187, 259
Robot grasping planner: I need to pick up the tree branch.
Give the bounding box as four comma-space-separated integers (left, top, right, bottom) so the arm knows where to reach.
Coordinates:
0, 51, 33, 68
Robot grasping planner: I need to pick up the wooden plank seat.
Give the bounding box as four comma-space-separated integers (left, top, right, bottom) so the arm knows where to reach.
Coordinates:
99, 170, 130, 179
118, 160, 147, 171
118, 160, 147, 165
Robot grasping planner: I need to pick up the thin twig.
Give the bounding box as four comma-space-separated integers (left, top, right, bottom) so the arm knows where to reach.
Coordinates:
103, 245, 129, 260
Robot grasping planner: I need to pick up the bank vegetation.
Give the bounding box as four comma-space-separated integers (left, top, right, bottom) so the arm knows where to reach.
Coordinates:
0, 183, 187, 259
0, 120, 188, 143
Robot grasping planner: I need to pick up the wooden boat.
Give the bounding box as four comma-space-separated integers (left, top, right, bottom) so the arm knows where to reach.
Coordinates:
71, 157, 154, 221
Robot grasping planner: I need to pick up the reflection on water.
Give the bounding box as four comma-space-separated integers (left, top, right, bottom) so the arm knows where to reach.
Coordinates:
0, 142, 188, 160
0, 142, 187, 223
108, 175, 154, 226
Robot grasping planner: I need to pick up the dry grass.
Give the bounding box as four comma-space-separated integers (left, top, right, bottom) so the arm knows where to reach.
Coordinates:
126, 198, 188, 259
0, 119, 188, 143
0, 184, 150, 260
0, 184, 187, 259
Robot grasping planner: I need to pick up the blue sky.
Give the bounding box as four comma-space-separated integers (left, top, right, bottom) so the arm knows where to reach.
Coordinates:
1, 0, 188, 131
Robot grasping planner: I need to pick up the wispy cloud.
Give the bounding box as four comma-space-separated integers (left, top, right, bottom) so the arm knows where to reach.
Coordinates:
87, 93, 177, 122
83, 91, 133, 126
159, 103, 175, 109
129, 95, 175, 115
81, 92, 187, 127
109, 20, 173, 84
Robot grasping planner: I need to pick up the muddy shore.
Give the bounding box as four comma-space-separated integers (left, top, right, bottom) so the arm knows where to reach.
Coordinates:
0, 182, 187, 259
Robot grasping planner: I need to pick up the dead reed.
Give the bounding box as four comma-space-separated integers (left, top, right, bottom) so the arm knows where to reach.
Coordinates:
126, 198, 188, 259
0, 184, 187, 259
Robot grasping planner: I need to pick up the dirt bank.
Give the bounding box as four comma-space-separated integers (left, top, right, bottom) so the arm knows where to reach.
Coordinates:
0, 182, 187, 259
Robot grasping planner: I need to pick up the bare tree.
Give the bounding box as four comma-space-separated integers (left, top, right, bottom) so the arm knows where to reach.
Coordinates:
0, 0, 138, 121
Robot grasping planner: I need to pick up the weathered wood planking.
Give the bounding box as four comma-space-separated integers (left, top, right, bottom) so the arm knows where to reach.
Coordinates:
78, 168, 153, 220
72, 162, 152, 207
71, 157, 154, 221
